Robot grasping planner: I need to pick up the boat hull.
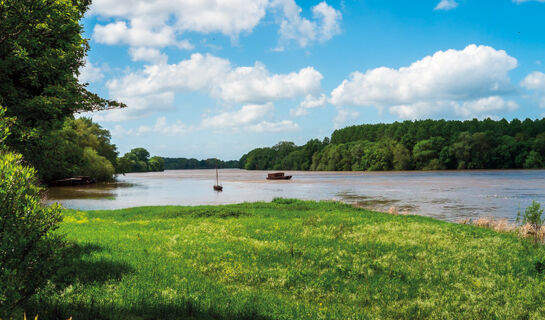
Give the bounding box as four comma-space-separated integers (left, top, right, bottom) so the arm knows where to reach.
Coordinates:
266, 175, 292, 180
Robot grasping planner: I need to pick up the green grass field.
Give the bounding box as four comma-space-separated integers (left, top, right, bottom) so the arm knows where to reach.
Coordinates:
25, 199, 545, 319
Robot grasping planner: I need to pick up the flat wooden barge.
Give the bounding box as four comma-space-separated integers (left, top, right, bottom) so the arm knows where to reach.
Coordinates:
266, 172, 292, 180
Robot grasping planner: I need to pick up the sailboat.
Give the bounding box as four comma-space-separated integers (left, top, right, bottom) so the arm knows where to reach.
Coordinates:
213, 162, 223, 191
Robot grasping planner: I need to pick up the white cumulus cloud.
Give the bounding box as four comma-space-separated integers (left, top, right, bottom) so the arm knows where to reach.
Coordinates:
111, 116, 192, 137
389, 97, 519, 120
334, 107, 360, 129
291, 94, 327, 116
218, 63, 323, 103
434, 0, 458, 10
90, 0, 341, 51
101, 53, 322, 121
200, 103, 298, 132
91, 0, 269, 38
94, 20, 193, 49
271, 0, 341, 48
200, 103, 274, 129
129, 47, 168, 64
330, 44, 519, 119
78, 59, 104, 83
246, 120, 299, 132
93, 92, 175, 122
521, 71, 545, 108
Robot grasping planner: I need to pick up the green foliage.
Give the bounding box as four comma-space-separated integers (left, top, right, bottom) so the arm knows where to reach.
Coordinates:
118, 148, 166, 173
517, 201, 544, 227
241, 139, 329, 171
80, 147, 115, 182
241, 118, 545, 172
392, 143, 412, 170
116, 156, 132, 175
413, 137, 446, 170
524, 151, 544, 169
517, 201, 544, 244
130, 148, 150, 163
21, 201, 545, 319
0, 107, 64, 316
148, 156, 165, 172
0, 0, 124, 182
68, 117, 118, 166
32, 118, 118, 183
163, 157, 239, 170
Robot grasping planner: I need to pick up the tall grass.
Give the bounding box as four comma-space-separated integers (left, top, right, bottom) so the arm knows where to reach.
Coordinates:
20, 200, 545, 319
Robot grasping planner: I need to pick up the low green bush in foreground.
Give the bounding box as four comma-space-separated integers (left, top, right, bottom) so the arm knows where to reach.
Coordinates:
22, 199, 545, 319
0, 108, 65, 317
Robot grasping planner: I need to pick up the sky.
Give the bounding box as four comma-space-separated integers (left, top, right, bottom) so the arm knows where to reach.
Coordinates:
79, 0, 545, 160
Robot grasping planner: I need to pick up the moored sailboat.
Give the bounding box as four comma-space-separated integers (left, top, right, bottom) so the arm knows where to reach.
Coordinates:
213, 163, 223, 191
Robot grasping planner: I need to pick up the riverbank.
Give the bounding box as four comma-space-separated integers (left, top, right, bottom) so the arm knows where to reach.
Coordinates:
25, 199, 545, 319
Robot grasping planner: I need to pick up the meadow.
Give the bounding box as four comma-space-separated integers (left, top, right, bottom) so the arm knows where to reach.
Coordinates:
24, 199, 545, 319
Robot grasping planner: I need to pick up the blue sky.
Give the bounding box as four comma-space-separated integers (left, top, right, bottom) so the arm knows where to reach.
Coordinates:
79, 0, 545, 160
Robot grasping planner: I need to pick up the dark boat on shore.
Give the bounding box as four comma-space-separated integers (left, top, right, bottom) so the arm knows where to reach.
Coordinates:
52, 176, 95, 186
213, 165, 223, 191
266, 172, 292, 180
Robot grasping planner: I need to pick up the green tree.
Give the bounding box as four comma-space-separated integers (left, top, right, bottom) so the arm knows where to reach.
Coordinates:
359, 141, 394, 171
116, 155, 132, 175
80, 147, 115, 181
524, 151, 544, 169
243, 117, 545, 173
0, 0, 124, 182
70, 118, 118, 166
31, 118, 118, 182
130, 148, 151, 163
412, 137, 446, 170
149, 156, 165, 172
452, 132, 472, 169
392, 143, 411, 170
0, 108, 64, 315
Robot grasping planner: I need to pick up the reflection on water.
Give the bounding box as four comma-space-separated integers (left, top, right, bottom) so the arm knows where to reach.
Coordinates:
46, 169, 545, 222
45, 182, 136, 200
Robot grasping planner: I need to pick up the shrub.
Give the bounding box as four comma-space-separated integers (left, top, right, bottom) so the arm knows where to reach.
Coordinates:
517, 201, 545, 244
80, 147, 115, 182
524, 151, 544, 169
0, 108, 65, 316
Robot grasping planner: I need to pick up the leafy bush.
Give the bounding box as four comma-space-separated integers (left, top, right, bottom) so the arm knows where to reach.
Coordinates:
0, 108, 65, 316
524, 151, 544, 169
80, 147, 115, 182
517, 201, 545, 244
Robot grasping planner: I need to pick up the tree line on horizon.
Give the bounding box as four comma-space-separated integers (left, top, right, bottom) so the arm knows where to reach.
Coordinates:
115, 151, 240, 173
239, 118, 545, 171
163, 157, 239, 170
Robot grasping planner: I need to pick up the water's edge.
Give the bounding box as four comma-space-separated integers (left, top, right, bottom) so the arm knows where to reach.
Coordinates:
46, 169, 545, 222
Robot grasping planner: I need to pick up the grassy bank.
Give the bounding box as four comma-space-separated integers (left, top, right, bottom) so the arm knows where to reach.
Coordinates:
25, 199, 545, 319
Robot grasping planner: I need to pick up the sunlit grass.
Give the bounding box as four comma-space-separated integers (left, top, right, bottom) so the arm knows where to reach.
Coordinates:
24, 199, 545, 319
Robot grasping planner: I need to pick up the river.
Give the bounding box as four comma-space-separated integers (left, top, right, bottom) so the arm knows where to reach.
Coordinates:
46, 169, 545, 222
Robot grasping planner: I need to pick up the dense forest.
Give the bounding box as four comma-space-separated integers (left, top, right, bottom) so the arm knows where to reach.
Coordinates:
163, 158, 239, 170
239, 118, 545, 171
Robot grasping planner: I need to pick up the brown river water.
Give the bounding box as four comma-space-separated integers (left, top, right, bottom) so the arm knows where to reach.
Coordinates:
45, 169, 545, 222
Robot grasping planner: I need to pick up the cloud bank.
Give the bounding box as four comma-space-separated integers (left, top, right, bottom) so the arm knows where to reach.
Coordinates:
91, 0, 341, 50
330, 44, 519, 119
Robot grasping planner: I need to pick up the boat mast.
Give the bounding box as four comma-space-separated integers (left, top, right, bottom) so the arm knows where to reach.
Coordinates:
216, 160, 219, 185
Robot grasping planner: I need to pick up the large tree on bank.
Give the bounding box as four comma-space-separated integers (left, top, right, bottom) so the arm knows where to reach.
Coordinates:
0, 0, 124, 182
